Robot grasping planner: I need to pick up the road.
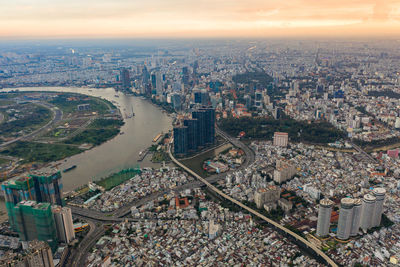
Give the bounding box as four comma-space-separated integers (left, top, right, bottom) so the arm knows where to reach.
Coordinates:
69, 127, 255, 220
168, 132, 338, 267
68, 126, 256, 265
69, 220, 105, 267
350, 141, 378, 164
0, 101, 63, 148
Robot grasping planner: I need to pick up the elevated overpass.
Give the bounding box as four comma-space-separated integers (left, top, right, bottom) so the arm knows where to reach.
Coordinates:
168, 135, 338, 267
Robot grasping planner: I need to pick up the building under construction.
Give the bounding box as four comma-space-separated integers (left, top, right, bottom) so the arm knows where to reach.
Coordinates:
14, 200, 58, 251
1, 171, 63, 230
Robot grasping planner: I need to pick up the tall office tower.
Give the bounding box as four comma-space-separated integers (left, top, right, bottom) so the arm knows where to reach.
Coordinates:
199, 107, 215, 145
316, 199, 333, 237
360, 194, 376, 231
182, 67, 189, 86
337, 198, 354, 240
142, 65, 150, 85
52, 206, 75, 244
372, 188, 386, 227
193, 90, 209, 105
194, 90, 202, 104
120, 68, 130, 90
273, 132, 289, 147
2, 172, 63, 230
0, 240, 54, 267
192, 110, 206, 148
156, 72, 163, 96
183, 119, 198, 152
151, 73, 157, 89
14, 201, 58, 251
173, 126, 188, 156
350, 198, 362, 236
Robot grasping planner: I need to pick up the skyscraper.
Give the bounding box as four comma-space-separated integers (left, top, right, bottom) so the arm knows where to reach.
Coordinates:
183, 119, 198, 152
170, 93, 182, 111
182, 67, 189, 86
316, 199, 333, 237
337, 198, 354, 240
174, 108, 215, 156
156, 71, 163, 96
350, 198, 362, 236
199, 107, 215, 145
52, 205, 75, 244
360, 194, 376, 231
173, 126, 188, 156
14, 200, 58, 251
120, 68, 130, 90
2, 172, 63, 230
372, 187, 386, 227
192, 110, 206, 148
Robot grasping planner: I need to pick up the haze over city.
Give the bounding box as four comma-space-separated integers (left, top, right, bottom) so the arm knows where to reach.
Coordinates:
1, 1, 400, 267
1, 0, 400, 38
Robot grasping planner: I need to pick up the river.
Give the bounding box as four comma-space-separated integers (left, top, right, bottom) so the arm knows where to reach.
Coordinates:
0, 86, 173, 221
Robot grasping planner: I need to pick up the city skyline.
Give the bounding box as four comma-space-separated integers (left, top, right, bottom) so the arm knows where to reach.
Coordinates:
1, 0, 400, 38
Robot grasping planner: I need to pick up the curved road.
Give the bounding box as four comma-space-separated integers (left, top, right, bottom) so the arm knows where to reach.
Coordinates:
168, 132, 338, 267
0, 101, 63, 148
69, 127, 255, 221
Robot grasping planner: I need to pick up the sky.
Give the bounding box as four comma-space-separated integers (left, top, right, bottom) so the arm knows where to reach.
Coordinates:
1, 0, 400, 38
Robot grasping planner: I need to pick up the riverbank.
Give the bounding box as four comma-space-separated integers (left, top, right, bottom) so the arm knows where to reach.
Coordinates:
0, 91, 124, 179
0, 87, 173, 192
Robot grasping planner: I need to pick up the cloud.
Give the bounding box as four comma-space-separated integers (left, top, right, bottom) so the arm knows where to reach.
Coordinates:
0, 0, 399, 37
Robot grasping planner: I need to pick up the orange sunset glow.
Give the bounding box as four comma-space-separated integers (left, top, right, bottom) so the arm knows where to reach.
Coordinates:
1, 0, 400, 38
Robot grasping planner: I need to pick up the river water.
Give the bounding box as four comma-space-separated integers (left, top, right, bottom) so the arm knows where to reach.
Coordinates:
0, 87, 173, 221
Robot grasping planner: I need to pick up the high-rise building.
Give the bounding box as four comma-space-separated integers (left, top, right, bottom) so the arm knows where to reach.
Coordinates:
350, 199, 362, 236
170, 93, 182, 111
372, 187, 386, 227
182, 67, 189, 86
52, 206, 75, 244
183, 119, 198, 152
156, 72, 163, 96
173, 126, 188, 156
2, 172, 63, 230
192, 110, 207, 148
360, 194, 376, 231
273, 132, 289, 147
254, 91, 263, 108
0, 240, 54, 267
151, 73, 157, 89
194, 90, 209, 105
254, 186, 280, 209
14, 200, 58, 251
273, 160, 296, 184
120, 68, 130, 90
337, 198, 354, 240
316, 199, 333, 237
31, 172, 63, 206
174, 108, 215, 156
199, 107, 215, 145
